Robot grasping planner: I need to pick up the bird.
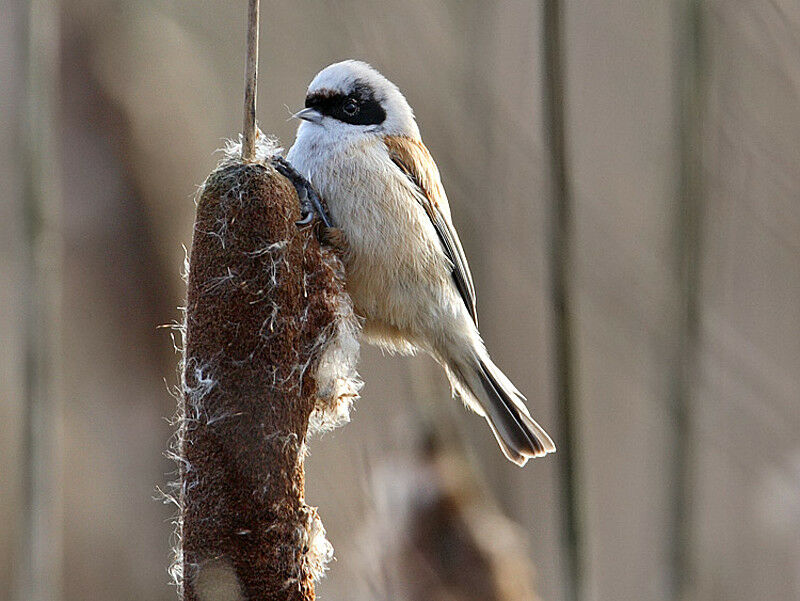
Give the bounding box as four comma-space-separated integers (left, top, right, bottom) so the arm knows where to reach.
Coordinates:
284, 60, 555, 466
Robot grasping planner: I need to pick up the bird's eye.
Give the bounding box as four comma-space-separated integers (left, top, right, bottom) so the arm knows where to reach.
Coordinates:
343, 99, 359, 116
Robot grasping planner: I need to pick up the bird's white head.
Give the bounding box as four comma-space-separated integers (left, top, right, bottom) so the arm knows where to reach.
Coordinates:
293, 60, 420, 141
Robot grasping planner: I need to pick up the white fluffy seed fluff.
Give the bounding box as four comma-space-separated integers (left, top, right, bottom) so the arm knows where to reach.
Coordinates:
220, 129, 283, 166
194, 557, 245, 601
302, 508, 335, 583
308, 290, 362, 434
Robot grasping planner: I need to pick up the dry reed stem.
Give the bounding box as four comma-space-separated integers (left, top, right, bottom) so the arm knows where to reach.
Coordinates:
241, 0, 259, 161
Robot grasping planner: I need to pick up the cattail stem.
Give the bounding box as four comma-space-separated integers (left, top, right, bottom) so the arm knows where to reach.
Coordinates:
242, 0, 260, 161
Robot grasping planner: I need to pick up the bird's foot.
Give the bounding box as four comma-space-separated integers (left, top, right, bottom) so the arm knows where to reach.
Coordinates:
321, 226, 348, 256
271, 156, 333, 228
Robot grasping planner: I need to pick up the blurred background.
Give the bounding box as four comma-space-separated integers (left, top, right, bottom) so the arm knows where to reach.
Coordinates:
2, 1, 799, 600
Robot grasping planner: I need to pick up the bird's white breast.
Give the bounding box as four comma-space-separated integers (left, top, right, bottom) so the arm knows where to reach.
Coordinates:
287, 128, 461, 353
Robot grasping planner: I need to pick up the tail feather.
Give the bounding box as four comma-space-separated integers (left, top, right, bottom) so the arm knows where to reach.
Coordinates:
453, 355, 555, 466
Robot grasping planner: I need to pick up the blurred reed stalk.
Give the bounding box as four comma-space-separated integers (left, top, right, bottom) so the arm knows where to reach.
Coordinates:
17, 0, 64, 601
541, 3, 586, 601
669, 1, 705, 600
15, 0, 63, 601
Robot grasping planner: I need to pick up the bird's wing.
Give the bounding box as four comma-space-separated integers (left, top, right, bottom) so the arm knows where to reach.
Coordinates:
383, 135, 478, 325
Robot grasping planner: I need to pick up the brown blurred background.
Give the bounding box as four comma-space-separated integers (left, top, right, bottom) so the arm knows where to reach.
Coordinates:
2, 1, 799, 600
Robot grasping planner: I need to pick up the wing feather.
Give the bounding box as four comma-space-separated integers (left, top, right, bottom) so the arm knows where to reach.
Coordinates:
384, 135, 478, 325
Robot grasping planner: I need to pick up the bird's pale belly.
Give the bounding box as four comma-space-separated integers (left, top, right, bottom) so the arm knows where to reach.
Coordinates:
336, 219, 452, 355
342, 247, 421, 347
304, 137, 456, 351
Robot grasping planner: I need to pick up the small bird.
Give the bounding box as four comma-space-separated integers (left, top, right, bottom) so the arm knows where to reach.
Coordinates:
285, 60, 555, 465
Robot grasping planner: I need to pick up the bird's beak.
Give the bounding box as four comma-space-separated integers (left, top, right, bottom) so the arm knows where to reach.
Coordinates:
292, 108, 323, 124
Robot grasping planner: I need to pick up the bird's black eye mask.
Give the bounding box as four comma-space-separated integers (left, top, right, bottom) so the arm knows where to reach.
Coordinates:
305, 84, 386, 126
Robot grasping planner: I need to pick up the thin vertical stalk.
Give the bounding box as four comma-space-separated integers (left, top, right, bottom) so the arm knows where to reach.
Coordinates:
669, 2, 704, 600
17, 0, 63, 600
242, 0, 260, 161
541, 3, 585, 601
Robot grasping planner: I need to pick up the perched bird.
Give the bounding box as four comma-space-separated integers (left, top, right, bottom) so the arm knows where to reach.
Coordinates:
285, 60, 555, 465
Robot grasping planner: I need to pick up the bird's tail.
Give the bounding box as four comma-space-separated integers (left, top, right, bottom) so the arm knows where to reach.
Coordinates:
451, 353, 555, 466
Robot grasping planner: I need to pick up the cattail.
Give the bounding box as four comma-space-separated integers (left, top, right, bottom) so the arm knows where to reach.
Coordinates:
169, 4, 360, 598
171, 135, 360, 601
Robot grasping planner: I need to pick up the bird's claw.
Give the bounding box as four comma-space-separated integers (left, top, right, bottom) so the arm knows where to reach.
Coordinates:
270, 156, 333, 228
296, 211, 314, 226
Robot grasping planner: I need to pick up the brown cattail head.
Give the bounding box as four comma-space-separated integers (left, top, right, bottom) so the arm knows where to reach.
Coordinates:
172, 134, 360, 601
